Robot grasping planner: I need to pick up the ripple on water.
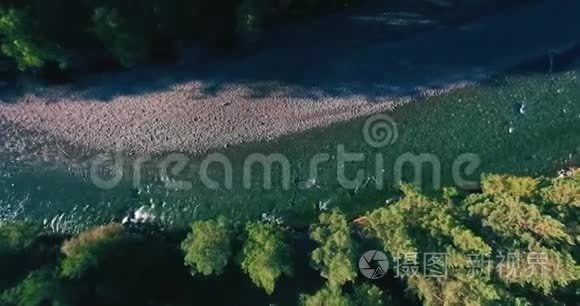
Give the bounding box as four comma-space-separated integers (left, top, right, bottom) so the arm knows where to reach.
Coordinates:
1, 68, 580, 232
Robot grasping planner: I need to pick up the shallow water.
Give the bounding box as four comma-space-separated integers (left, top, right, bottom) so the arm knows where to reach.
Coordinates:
1, 70, 579, 232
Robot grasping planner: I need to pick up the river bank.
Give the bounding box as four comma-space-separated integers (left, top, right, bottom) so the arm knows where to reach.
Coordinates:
0, 67, 578, 232
0, 0, 579, 163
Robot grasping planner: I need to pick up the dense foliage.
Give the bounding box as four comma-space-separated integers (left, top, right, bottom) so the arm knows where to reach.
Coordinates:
0, 8, 66, 70
0, 171, 578, 305
0, 0, 362, 71
310, 209, 358, 288
366, 173, 579, 306
59, 223, 140, 279
240, 222, 293, 294
0, 270, 68, 306
0, 222, 40, 256
299, 284, 386, 306
299, 286, 352, 306
181, 217, 233, 276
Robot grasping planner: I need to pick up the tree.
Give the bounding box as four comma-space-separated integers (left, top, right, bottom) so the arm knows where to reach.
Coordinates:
181, 217, 233, 276
299, 286, 352, 306
365, 176, 580, 306
480, 174, 539, 198
467, 193, 573, 247
310, 209, 358, 288
465, 174, 579, 294
352, 283, 385, 306
90, 6, 152, 67
539, 173, 580, 207
239, 222, 293, 294
0, 172, 576, 306
0, 269, 69, 306
366, 185, 501, 306
0, 8, 66, 70
299, 283, 387, 306
60, 223, 138, 279
0, 222, 41, 256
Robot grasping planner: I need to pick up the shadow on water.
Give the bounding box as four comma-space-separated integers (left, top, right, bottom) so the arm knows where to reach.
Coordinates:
508, 44, 580, 75
0, 0, 569, 103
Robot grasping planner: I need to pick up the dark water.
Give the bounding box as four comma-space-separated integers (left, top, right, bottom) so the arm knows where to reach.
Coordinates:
1, 70, 579, 232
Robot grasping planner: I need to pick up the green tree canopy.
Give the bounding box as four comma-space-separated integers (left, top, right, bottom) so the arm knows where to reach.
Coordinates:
464, 174, 579, 294
239, 221, 293, 294
299, 286, 352, 306
352, 283, 385, 306
90, 6, 152, 67
181, 217, 233, 276
539, 172, 580, 207
0, 8, 66, 70
310, 209, 358, 288
0, 171, 576, 306
0, 222, 41, 256
60, 223, 139, 279
366, 175, 580, 306
299, 284, 385, 306
0, 269, 69, 306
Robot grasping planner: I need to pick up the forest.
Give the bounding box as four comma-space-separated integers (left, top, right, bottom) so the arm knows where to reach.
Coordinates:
0, 0, 362, 73
1, 171, 578, 306
0, 0, 539, 77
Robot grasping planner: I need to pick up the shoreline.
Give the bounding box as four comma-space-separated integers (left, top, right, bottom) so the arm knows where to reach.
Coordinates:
0, 0, 579, 164
0, 81, 475, 166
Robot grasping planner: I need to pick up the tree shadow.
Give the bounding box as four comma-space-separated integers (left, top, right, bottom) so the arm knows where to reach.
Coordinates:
0, 0, 578, 105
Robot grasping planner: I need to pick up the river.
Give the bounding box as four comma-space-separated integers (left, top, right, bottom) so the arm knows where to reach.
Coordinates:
1, 70, 579, 232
